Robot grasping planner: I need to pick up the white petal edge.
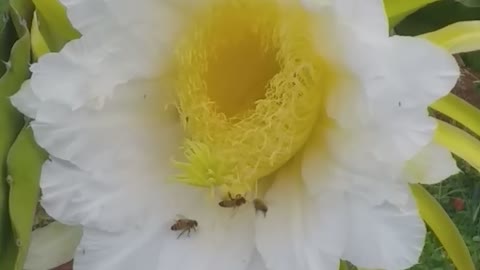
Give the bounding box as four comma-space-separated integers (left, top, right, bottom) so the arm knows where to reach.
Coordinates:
23, 222, 82, 270
332, 0, 389, 37
30, 79, 181, 173
326, 34, 459, 129
10, 80, 42, 119
40, 158, 200, 232
74, 204, 255, 270
256, 160, 345, 270
405, 141, 459, 184
247, 251, 268, 270
342, 183, 426, 270
302, 0, 388, 37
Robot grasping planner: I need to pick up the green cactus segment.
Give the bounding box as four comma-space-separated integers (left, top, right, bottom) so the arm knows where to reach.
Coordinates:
32, 0, 80, 52
5, 127, 47, 270
0, 1, 33, 269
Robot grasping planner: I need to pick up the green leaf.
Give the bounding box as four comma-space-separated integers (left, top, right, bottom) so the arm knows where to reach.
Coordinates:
395, 1, 480, 36
0, 1, 32, 269
456, 0, 480, 7
410, 184, 475, 270
433, 120, 480, 171
339, 260, 349, 270
31, 11, 49, 61
9, 0, 33, 32
5, 127, 47, 269
431, 94, 480, 137
419, 21, 480, 54
0, 1, 14, 77
461, 50, 480, 72
383, 0, 439, 27
32, 0, 80, 52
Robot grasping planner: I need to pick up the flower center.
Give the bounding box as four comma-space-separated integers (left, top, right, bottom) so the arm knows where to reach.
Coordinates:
173, 0, 329, 196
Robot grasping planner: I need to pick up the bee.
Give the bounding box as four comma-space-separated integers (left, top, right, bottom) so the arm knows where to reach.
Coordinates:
171, 217, 198, 239
253, 198, 268, 217
218, 192, 247, 209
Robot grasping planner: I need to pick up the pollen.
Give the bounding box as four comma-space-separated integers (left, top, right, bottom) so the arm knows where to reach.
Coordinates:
173, 0, 331, 195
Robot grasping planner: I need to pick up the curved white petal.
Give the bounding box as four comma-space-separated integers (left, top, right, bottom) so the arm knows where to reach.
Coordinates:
302, 132, 410, 207
17, 1, 188, 114
9, 80, 42, 119
326, 115, 436, 180
59, 0, 112, 34
28, 33, 155, 110
366, 36, 459, 118
317, 30, 458, 180
74, 205, 255, 270
332, 0, 388, 37
24, 222, 82, 270
155, 204, 255, 270
302, 0, 387, 37
256, 161, 344, 270
328, 34, 459, 128
31, 79, 180, 173
247, 251, 268, 270
342, 183, 425, 270
40, 157, 202, 232
405, 142, 459, 184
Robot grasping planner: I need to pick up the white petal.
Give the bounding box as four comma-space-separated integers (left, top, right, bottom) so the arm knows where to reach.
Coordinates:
74, 204, 255, 270
256, 161, 343, 270
10, 80, 42, 119
325, 115, 436, 180
31, 79, 180, 173
59, 0, 112, 34
247, 251, 268, 270
326, 34, 458, 129
73, 225, 165, 270
24, 0, 188, 113
405, 141, 459, 184
366, 36, 459, 119
155, 205, 255, 270
342, 183, 425, 270
332, 0, 388, 37
24, 222, 82, 270
28, 33, 153, 110
40, 157, 201, 232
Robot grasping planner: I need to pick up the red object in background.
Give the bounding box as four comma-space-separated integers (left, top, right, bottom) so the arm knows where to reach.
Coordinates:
451, 197, 465, 212
51, 260, 73, 270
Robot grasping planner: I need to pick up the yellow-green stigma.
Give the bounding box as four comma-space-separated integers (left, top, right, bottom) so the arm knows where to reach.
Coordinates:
173, 0, 329, 195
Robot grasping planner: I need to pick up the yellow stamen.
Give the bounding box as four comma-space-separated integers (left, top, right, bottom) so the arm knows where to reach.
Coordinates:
172, 0, 332, 195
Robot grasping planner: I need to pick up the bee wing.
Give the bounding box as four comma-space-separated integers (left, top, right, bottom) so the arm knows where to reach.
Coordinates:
175, 214, 187, 220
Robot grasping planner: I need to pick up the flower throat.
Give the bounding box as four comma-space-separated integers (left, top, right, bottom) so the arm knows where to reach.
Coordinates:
172, 0, 328, 196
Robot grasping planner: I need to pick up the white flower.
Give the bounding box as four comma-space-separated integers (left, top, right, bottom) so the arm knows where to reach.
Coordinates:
12, 0, 460, 270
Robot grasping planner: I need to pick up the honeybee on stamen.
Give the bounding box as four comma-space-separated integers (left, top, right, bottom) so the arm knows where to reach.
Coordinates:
253, 198, 268, 217
218, 192, 247, 209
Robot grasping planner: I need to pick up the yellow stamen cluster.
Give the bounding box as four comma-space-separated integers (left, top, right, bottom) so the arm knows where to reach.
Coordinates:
173, 0, 330, 195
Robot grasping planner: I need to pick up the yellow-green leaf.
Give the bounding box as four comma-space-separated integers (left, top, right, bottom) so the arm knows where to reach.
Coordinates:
0, 2, 32, 269
433, 120, 480, 171
419, 21, 480, 54
431, 94, 480, 137
338, 260, 349, 270
31, 11, 50, 61
6, 127, 48, 269
32, 0, 80, 52
384, 0, 439, 27
410, 184, 475, 270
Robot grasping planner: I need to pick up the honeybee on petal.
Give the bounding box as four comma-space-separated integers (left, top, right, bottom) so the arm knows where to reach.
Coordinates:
253, 198, 268, 217
171, 216, 198, 239
218, 192, 247, 209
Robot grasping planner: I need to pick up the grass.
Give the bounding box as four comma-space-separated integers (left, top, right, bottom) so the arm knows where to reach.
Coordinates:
411, 159, 480, 269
